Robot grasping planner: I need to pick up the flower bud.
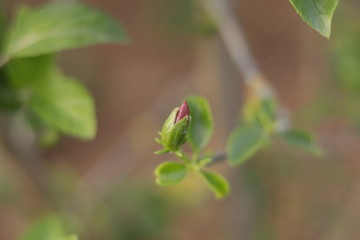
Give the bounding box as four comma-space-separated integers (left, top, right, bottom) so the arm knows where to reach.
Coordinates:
159, 101, 191, 152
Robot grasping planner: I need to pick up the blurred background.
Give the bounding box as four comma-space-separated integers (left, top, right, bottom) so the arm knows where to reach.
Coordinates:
1, 0, 360, 239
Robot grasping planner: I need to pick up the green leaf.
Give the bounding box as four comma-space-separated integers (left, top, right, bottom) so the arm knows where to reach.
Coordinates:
3, 2, 129, 59
186, 96, 214, 151
199, 170, 230, 198
5, 55, 54, 89
155, 162, 187, 185
20, 215, 65, 240
243, 96, 277, 133
154, 149, 170, 155
6, 55, 96, 139
279, 129, 322, 155
39, 127, 59, 148
0, 69, 22, 111
226, 126, 267, 166
29, 68, 96, 139
331, 7, 360, 94
289, 0, 339, 38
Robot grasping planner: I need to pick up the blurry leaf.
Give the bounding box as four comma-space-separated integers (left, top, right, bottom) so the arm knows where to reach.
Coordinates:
29, 69, 96, 139
199, 170, 230, 198
25, 109, 60, 148
21, 215, 65, 240
0, 69, 21, 111
197, 156, 212, 167
5, 55, 54, 89
186, 96, 214, 151
226, 126, 267, 166
331, 7, 360, 94
279, 129, 322, 155
3, 2, 129, 58
39, 126, 59, 148
5, 55, 96, 139
289, 0, 339, 38
162, 0, 217, 38
155, 162, 187, 185
243, 95, 277, 133
21, 215, 78, 240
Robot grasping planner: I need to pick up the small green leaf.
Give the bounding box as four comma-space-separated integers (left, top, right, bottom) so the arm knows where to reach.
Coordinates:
227, 126, 267, 165
3, 2, 129, 59
186, 96, 214, 151
197, 156, 212, 167
199, 170, 230, 198
289, 0, 339, 38
154, 149, 170, 155
155, 162, 187, 185
20, 215, 65, 240
243, 96, 277, 133
29, 69, 96, 139
279, 129, 322, 156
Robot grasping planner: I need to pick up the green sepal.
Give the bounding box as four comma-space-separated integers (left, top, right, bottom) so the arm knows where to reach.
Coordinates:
155, 137, 162, 144
154, 149, 170, 155
159, 107, 190, 152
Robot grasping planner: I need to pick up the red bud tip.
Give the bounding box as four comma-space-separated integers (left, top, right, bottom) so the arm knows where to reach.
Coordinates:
175, 101, 190, 123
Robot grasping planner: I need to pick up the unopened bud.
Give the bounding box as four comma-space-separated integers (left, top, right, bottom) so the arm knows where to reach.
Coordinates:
159, 101, 191, 152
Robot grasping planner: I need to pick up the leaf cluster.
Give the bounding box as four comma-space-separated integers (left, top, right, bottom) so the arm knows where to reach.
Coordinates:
155, 94, 322, 198
0, 2, 128, 145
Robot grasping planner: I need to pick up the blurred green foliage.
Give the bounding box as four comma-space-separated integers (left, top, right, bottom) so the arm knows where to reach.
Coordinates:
161, 0, 217, 38
89, 184, 174, 240
331, 4, 360, 94
0, 2, 128, 143
20, 215, 78, 240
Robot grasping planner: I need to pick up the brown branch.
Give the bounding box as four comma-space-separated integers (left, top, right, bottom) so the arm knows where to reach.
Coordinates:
207, 152, 227, 166
200, 0, 290, 131
201, 0, 273, 97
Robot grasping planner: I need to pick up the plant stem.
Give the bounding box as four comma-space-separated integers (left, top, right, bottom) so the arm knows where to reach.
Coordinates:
200, 0, 273, 98
200, 0, 290, 130
207, 152, 227, 166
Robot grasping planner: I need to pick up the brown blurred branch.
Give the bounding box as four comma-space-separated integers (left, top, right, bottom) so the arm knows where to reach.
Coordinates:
0, 112, 55, 208
207, 152, 227, 166
201, 0, 290, 131
201, 0, 273, 98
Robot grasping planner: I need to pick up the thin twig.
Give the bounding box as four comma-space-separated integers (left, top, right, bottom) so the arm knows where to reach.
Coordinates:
207, 152, 227, 166
201, 0, 273, 98
201, 0, 290, 131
